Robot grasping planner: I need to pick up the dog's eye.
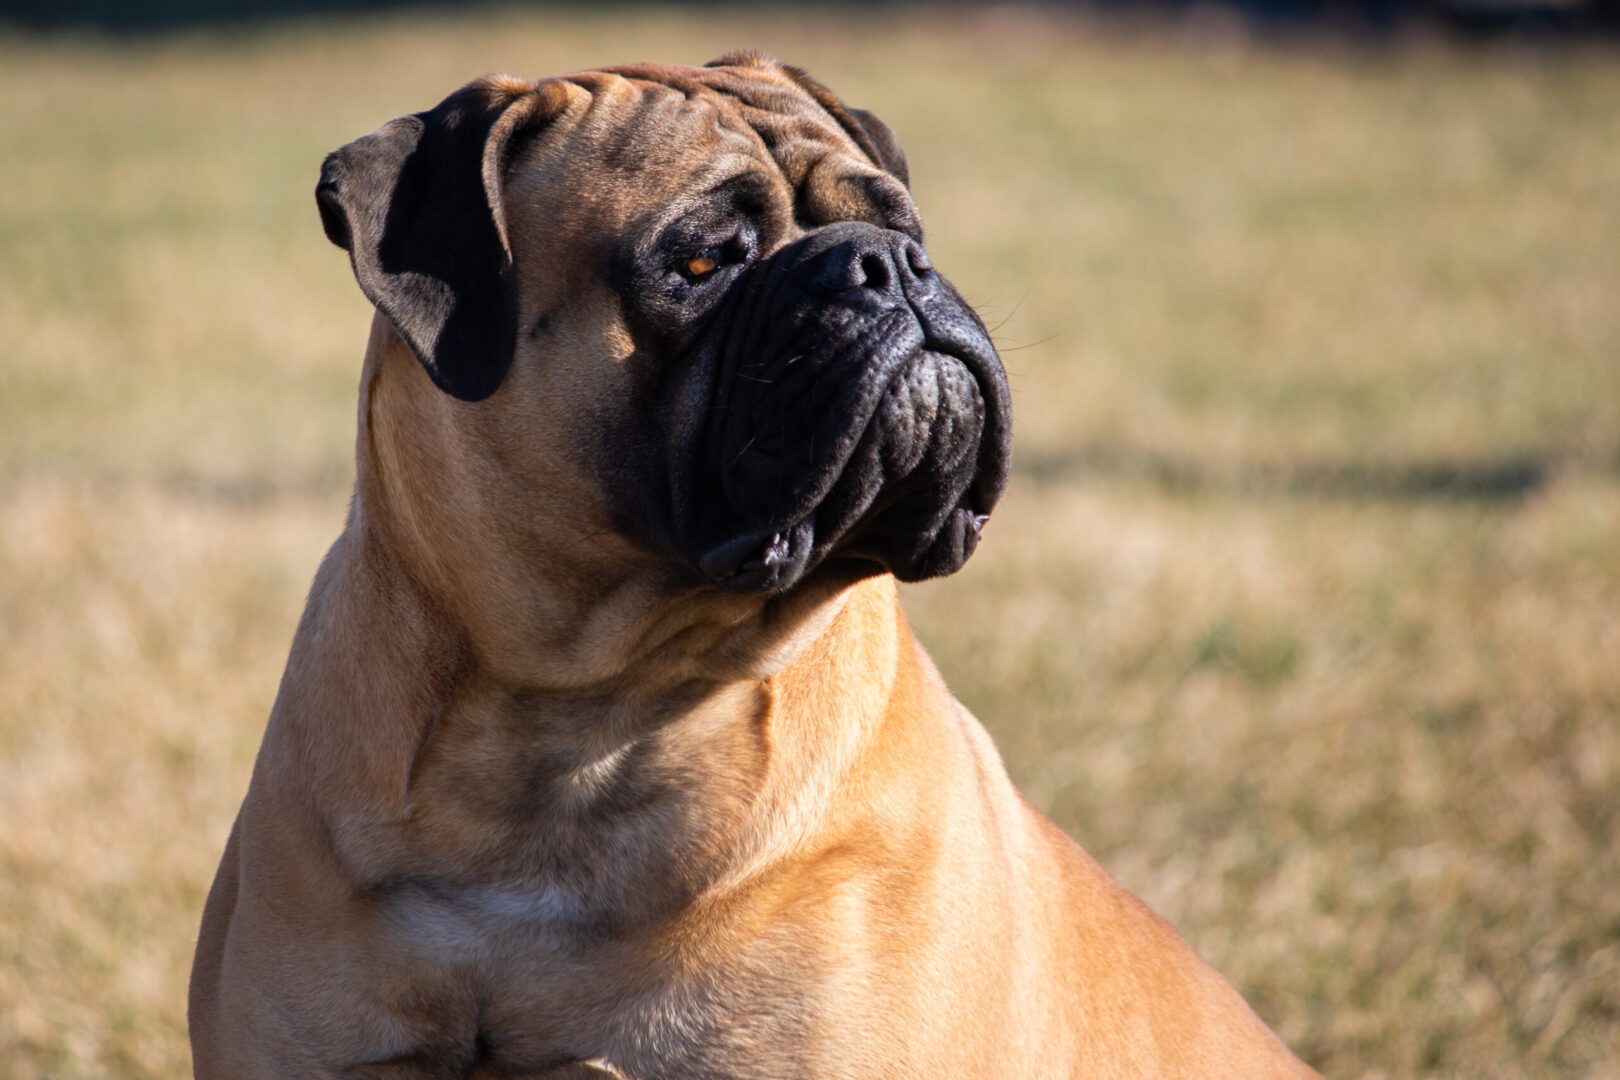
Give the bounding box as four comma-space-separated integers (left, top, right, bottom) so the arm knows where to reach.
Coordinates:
680, 247, 723, 282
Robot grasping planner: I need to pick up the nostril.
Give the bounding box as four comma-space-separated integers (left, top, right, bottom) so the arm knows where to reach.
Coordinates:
906, 243, 934, 278
859, 253, 890, 291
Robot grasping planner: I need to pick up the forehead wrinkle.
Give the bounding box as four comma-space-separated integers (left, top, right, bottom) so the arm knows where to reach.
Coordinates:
552, 76, 731, 191
537, 64, 905, 242
563, 66, 866, 179
589, 75, 796, 227
689, 77, 898, 230
663, 87, 877, 236
633, 157, 784, 258
700, 162, 776, 203
594, 61, 863, 186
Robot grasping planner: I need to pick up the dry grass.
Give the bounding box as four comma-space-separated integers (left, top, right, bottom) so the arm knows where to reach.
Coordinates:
2, 7, 1617, 1078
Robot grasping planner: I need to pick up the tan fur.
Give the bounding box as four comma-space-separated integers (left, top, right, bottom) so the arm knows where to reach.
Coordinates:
190, 62, 1320, 1079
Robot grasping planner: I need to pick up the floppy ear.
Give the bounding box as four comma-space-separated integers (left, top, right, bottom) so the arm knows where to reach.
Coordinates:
839, 106, 910, 190
315, 77, 560, 401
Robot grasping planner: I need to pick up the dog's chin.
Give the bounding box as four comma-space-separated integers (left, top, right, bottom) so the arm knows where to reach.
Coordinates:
695, 519, 822, 596
696, 348, 1003, 597
696, 503, 992, 596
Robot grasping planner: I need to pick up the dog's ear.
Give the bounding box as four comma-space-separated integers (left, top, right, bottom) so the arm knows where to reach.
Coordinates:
839, 107, 910, 190
770, 63, 911, 190
315, 77, 564, 401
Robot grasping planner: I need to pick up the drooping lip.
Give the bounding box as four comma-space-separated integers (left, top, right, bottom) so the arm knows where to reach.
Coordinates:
716, 309, 918, 534
695, 337, 1007, 595
697, 519, 816, 593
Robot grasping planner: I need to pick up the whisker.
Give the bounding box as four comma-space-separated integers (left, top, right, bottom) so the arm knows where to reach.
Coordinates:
994, 333, 1060, 353
983, 292, 1028, 336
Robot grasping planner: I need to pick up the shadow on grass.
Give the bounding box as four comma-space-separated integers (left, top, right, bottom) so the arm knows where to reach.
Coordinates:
145, 447, 1615, 508
1016, 445, 1587, 502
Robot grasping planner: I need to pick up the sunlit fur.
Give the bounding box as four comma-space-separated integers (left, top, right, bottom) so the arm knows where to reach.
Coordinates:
189, 60, 1320, 1078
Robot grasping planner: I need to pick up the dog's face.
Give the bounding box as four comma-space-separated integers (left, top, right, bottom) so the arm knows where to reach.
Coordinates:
317, 57, 1009, 617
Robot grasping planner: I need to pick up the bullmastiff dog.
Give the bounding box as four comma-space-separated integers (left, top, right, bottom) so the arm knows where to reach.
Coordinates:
189, 54, 1320, 1079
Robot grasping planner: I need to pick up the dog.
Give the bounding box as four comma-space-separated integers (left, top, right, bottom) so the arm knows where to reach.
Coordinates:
188, 54, 1320, 1079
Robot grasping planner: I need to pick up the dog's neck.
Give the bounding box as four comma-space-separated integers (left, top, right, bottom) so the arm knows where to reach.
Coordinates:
245, 320, 938, 926
260, 473, 926, 930
343, 320, 867, 690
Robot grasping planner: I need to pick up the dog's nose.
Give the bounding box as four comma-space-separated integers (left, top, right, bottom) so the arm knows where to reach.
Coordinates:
812, 232, 939, 302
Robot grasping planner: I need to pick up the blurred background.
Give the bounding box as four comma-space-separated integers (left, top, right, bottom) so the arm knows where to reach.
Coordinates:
1, 3, 1617, 1078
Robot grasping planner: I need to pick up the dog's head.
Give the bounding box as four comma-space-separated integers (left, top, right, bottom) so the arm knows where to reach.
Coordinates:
317, 57, 1009, 607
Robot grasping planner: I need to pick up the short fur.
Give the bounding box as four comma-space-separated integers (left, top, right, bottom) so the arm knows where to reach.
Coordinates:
190, 58, 1320, 1079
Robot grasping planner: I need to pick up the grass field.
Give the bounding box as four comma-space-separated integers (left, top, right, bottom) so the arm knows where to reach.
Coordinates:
2, 6, 1618, 1078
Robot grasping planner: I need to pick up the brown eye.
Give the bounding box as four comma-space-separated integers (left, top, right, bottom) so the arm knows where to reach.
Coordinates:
683, 247, 722, 280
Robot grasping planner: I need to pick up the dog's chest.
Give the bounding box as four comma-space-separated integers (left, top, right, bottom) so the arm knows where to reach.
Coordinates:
374, 882, 838, 1080
382, 879, 599, 952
